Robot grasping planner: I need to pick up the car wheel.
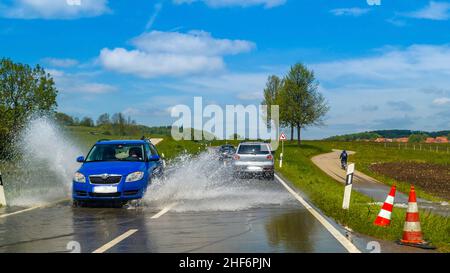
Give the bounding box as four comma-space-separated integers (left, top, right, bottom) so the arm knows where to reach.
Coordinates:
265, 172, 275, 180
73, 200, 86, 207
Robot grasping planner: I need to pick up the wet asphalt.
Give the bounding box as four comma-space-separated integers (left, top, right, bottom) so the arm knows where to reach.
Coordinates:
0, 177, 354, 253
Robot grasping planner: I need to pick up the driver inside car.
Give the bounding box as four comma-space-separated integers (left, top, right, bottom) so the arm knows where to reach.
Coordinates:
128, 147, 143, 160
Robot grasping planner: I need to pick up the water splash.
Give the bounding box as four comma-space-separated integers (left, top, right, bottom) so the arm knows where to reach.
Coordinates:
4, 116, 82, 206
145, 150, 292, 212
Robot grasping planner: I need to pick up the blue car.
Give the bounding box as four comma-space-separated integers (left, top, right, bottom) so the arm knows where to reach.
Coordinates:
72, 139, 164, 207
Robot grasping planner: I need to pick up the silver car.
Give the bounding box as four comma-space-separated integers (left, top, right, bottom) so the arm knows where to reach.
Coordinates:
232, 142, 275, 179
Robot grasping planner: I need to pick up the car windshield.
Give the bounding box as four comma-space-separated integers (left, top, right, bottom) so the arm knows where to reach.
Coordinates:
237, 144, 270, 155
220, 146, 235, 153
85, 144, 145, 162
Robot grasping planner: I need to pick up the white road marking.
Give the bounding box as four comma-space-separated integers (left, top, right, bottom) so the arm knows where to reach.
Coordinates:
92, 229, 138, 253
151, 203, 177, 219
275, 174, 361, 253
0, 198, 69, 219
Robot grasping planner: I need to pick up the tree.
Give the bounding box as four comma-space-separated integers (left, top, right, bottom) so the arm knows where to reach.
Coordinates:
0, 58, 58, 157
55, 112, 75, 126
409, 134, 427, 143
96, 113, 110, 126
280, 63, 329, 145
262, 75, 286, 134
79, 116, 94, 127
111, 112, 127, 135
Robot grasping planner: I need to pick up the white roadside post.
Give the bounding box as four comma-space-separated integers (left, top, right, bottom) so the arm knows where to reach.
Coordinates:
279, 132, 287, 168
342, 163, 355, 210
0, 171, 6, 207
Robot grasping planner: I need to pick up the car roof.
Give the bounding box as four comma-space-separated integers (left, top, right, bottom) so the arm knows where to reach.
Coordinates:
239, 142, 268, 145
95, 140, 148, 145
220, 144, 234, 148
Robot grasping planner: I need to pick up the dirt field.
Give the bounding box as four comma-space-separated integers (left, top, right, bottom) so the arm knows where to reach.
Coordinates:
369, 162, 450, 200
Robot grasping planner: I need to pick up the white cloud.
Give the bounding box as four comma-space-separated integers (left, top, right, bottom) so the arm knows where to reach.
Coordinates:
160, 72, 272, 103
0, 0, 110, 19
76, 83, 117, 94
99, 30, 256, 78
47, 69, 117, 94
42, 57, 79, 68
173, 0, 286, 8
404, 1, 450, 20
433, 97, 450, 105
330, 7, 370, 17
313, 45, 450, 82
131, 30, 255, 56
308, 44, 450, 135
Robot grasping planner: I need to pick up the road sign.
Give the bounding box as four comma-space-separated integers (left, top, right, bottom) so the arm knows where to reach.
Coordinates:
342, 163, 355, 210
279, 132, 286, 168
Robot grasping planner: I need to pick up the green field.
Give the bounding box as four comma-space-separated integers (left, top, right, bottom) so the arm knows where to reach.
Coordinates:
273, 141, 449, 252
312, 141, 449, 202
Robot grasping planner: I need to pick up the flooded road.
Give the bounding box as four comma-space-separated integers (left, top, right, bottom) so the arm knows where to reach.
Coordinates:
0, 177, 350, 253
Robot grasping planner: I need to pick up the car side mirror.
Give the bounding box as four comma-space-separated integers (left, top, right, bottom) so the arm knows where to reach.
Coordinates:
148, 155, 160, 162
76, 156, 85, 163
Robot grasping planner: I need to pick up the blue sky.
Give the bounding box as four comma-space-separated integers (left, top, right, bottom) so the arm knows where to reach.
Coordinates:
1, 0, 450, 139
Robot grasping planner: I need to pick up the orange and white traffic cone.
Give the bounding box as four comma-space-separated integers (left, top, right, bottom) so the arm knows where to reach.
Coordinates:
397, 185, 435, 249
374, 185, 396, 227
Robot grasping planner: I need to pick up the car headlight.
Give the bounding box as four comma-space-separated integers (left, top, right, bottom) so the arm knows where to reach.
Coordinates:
73, 172, 86, 183
126, 171, 144, 182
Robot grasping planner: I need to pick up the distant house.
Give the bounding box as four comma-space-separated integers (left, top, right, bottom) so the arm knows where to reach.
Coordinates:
425, 137, 436, 143
435, 136, 449, 143
374, 138, 394, 143
394, 137, 409, 143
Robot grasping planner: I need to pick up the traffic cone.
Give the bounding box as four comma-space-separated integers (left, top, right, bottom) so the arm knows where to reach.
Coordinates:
374, 185, 396, 227
397, 185, 435, 249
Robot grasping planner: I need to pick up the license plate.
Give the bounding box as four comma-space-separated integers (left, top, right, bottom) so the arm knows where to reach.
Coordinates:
93, 186, 117, 193
247, 166, 262, 171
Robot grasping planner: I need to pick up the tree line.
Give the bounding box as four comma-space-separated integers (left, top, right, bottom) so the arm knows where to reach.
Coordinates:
56, 111, 141, 136
55, 112, 173, 136
326, 130, 450, 142
262, 63, 329, 145
55, 112, 136, 128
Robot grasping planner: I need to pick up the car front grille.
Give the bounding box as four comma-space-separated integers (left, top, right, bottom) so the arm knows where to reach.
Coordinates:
89, 175, 122, 184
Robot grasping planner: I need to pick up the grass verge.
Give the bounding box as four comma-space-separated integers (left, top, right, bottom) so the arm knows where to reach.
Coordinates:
276, 142, 450, 252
